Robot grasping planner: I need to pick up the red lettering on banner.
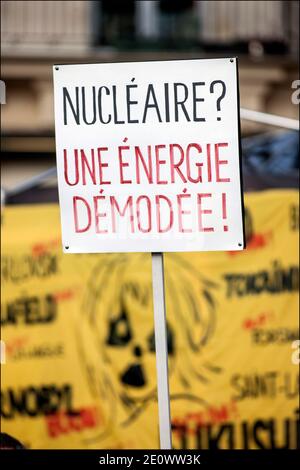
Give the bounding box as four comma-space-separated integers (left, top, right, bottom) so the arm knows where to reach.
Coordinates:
46, 407, 101, 438
32, 238, 60, 257
228, 232, 272, 256
172, 400, 239, 437
242, 312, 274, 330
53, 289, 75, 302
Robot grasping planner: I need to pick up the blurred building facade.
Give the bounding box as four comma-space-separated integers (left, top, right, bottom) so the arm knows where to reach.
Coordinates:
1, 0, 299, 192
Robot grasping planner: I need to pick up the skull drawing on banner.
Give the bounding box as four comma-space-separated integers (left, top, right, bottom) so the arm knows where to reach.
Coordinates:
77, 253, 219, 441
105, 289, 174, 390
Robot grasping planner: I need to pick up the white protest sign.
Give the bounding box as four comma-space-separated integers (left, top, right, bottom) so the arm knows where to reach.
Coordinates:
53, 58, 245, 253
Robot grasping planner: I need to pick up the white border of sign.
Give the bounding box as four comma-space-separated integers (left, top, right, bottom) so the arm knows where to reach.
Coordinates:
53, 58, 245, 254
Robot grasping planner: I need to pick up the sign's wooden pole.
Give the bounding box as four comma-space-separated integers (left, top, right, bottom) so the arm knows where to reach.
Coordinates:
151, 252, 172, 449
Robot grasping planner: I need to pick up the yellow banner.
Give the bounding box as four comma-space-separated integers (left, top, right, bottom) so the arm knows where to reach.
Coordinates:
1, 190, 299, 449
